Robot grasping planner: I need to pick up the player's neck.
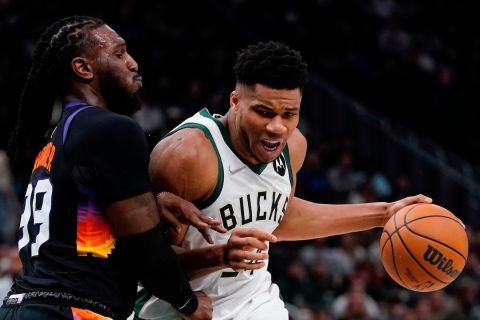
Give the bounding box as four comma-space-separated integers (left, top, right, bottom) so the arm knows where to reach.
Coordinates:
64, 87, 107, 110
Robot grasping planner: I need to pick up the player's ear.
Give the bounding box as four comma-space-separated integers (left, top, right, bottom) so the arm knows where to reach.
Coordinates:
230, 90, 239, 111
71, 57, 94, 80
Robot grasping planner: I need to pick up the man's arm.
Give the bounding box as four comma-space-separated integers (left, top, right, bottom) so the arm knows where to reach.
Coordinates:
150, 128, 275, 278
150, 128, 221, 245
272, 129, 432, 241
174, 228, 277, 279
106, 192, 159, 236
106, 193, 210, 318
273, 195, 431, 241
75, 114, 209, 318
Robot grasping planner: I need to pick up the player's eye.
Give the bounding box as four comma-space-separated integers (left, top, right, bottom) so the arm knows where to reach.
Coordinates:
255, 109, 274, 118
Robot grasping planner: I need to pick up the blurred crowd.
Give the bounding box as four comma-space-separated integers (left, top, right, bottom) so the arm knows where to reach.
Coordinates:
1, 0, 480, 319
1, 0, 480, 162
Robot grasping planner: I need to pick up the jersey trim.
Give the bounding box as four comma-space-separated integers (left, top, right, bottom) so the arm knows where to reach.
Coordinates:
283, 144, 294, 186
198, 108, 268, 175
63, 101, 89, 110
63, 106, 94, 143
134, 288, 152, 317
167, 123, 224, 209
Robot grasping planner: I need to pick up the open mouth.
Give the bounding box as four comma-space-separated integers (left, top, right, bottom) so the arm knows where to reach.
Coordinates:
261, 140, 281, 151
134, 75, 143, 84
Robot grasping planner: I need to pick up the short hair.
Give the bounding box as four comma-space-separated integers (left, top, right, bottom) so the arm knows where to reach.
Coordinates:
8, 16, 104, 165
233, 41, 309, 90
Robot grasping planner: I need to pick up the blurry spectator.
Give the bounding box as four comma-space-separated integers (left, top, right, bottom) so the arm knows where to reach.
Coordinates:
391, 174, 413, 200
365, 163, 392, 201
378, 25, 411, 58
0, 245, 21, 301
414, 296, 434, 320
348, 165, 392, 204
331, 277, 381, 320
133, 101, 168, 137
0, 150, 20, 245
164, 105, 187, 129
133, 101, 169, 150
449, 276, 480, 319
327, 150, 366, 201
300, 238, 329, 266
313, 307, 333, 320
297, 148, 330, 202
300, 235, 367, 291
277, 260, 314, 307
306, 261, 336, 307
427, 290, 463, 320
400, 310, 418, 320
292, 306, 316, 320
348, 180, 378, 204
0, 150, 21, 300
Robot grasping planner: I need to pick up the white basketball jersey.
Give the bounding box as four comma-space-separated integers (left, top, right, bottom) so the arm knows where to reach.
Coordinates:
175, 108, 292, 319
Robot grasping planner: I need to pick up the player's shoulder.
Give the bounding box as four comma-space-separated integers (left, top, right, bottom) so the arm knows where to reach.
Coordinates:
81, 107, 141, 131
74, 107, 143, 140
152, 127, 216, 165
64, 107, 147, 155
150, 127, 218, 199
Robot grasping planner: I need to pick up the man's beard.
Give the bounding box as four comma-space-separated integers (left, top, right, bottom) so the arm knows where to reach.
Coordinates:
100, 73, 142, 116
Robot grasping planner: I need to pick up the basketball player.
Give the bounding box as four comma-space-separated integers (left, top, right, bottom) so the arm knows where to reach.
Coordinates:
0, 16, 217, 320
134, 41, 432, 319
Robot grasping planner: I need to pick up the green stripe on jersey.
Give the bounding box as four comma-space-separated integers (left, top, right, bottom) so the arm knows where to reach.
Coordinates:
167, 122, 224, 209
134, 288, 152, 317
283, 144, 294, 186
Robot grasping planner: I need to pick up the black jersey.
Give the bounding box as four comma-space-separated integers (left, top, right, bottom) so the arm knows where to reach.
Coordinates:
12, 102, 151, 318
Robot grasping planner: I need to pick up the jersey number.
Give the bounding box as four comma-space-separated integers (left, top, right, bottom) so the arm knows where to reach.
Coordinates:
18, 179, 52, 256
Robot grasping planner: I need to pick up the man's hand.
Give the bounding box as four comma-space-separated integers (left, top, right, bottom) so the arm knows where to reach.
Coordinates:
183, 291, 212, 320
383, 194, 432, 225
224, 228, 278, 271
156, 192, 226, 244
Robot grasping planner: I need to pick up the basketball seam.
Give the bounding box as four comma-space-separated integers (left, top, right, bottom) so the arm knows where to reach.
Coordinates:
408, 214, 464, 229
401, 209, 449, 285
382, 214, 466, 260
381, 204, 422, 256
380, 230, 390, 255
404, 216, 467, 261
387, 233, 403, 288
390, 205, 420, 288
386, 216, 467, 262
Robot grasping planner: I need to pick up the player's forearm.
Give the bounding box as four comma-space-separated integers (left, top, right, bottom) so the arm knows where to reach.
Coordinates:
174, 244, 228, 280
273, 197, 388, 241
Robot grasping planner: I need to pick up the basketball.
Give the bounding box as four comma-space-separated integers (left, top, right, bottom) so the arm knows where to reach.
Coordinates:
380, 203, 468, 292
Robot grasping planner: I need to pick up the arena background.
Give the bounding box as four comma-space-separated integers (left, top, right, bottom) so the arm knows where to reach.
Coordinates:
1, 1, 480, 319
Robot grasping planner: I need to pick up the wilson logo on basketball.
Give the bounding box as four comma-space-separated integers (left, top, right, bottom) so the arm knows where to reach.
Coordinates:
423, 245, 460, 278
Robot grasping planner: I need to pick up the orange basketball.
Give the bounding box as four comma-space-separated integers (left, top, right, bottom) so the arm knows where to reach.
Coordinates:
380, 203, 468, 292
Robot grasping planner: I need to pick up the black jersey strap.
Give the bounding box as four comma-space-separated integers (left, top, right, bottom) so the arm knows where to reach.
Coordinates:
62, 105, 94, 143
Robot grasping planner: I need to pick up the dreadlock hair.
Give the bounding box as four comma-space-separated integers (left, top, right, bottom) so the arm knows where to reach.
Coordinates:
233, 41, 309, 91
8, 15, 104, 166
